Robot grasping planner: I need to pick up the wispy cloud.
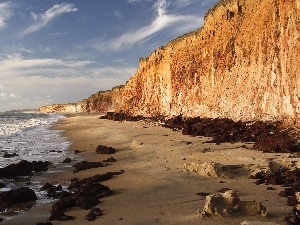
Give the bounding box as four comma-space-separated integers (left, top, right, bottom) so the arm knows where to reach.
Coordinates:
174, 0, 199, 8
0, 2, 13, 29
0, 54, 135, 111
22, 3, 77, 35
94, 0, 201, 52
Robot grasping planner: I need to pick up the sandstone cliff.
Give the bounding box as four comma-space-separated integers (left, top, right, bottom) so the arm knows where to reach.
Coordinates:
121, 0, 300, 124
39, 0, 300, 125
38, 85, 124, 113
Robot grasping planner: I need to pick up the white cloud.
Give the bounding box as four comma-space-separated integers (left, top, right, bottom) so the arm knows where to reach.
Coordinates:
94, 0, 202, 52
0, 54, 135, 111
0, 2, 13, 29
174, 0, 198, 7
22, 3, 77, 35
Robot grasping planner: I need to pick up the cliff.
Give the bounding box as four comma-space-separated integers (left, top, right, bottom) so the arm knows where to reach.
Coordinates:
121, 0, 300, 124
38, 85, 124, 113
39, 0, 300, 125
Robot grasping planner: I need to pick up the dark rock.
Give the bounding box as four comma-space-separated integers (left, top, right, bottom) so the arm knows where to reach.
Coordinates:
0, 160, 51, 178
218, 188, 232, 193
49, 171, 123, 221
40, 183, 55, 191
85, 207, 102, 221
3, 152, 18, 158
285, 209, 300, 225
75, 196, 99, 210
162, 116, 299, 153
279, 188, 295, 197
36, 222, 53, 225
267, 186, 276, 190
196, 192, 210, 196
95, 145, 116, 154
62, 158, 72, 163
49, 212, 75, 221
287, 196, 298, 206
32, 161, 51, 172
0, 187, 37, 212
103, 157, 117, 162
0, 160, 32, 177
49, 150, 62, 153
72, 161, 104, 173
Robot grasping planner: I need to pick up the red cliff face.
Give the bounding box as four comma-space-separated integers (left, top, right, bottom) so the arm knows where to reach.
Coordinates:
39, 0, 300, 125
121, 0, 300, 125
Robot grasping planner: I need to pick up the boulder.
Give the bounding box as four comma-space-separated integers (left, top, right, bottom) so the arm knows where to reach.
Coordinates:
95, 145, 116, 154
200, 190, 267, 217
0, 187, 37, 212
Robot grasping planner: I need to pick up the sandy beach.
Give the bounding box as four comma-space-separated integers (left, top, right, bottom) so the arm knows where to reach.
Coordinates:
7, 114, 299, 225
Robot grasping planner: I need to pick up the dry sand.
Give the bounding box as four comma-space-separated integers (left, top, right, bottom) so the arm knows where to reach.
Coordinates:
5, 114, 299, 225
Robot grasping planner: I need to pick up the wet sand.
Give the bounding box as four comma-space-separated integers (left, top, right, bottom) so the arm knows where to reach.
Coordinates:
5, 114, 297, 225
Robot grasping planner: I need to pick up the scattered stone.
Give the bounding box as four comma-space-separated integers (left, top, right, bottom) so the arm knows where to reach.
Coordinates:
0, 187, 37, 212
85, 206, 102, 221
199, 190, 267, 217
251, 168, 300, 223
3, 152, 18, 158
266, 186, 276, 190
203, 147, 210, 153
49, 150, 62, 153
73, 150, 81, 154
49, 171, 123, 221
284, 209, 300, 225
72, 161, 104, 173
103, 157, 117, 162
96, 145, 116, 154
62, 158, 72, 163
162, 115, 300, 153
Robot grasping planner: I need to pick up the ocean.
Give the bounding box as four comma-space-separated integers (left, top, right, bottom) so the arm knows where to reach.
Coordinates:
0, 110, 71, 167
0, 110, 71, 221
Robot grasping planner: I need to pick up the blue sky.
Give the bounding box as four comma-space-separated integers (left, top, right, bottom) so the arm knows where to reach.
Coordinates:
0, 0, 218, 112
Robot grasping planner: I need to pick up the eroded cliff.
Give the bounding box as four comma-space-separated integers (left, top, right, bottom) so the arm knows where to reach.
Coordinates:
121, 0, 300, 124
38, 85, 124, 113
39, 0, 300, 125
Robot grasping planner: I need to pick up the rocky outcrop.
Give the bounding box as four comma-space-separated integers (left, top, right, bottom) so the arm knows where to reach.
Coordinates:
38, 0, 300, 125
199, 189, 267, 217
82, 85, 124, 113
121, 0, 300, 125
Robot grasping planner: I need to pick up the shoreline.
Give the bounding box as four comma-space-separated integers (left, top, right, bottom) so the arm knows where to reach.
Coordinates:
3, 113, 298, 224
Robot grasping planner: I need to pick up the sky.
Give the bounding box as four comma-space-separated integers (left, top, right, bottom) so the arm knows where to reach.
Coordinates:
0, 0, 218, 112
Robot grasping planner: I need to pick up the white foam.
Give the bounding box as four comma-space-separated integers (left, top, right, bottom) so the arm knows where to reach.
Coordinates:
0, 113, 71, 168
0, 118, 48, 136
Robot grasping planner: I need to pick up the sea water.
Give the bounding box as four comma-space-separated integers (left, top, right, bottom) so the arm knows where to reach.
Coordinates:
0, 110, 71, 168
0, 110, 71, 221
